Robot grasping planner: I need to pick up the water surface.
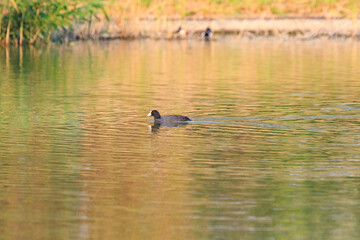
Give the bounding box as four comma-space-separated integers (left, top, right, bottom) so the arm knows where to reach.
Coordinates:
1, 39, 360, 240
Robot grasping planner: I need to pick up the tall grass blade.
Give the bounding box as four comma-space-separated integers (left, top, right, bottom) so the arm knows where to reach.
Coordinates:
10, 0, 19, 13
5, 17, 11, 45
19, 12, 24, 45
30, 28, 42, 45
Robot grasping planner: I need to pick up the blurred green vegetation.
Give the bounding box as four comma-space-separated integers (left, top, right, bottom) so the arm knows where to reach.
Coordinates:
0, 0, 107, 45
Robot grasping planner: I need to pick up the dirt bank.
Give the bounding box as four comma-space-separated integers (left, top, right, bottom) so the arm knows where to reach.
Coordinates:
70, 18, 360, 41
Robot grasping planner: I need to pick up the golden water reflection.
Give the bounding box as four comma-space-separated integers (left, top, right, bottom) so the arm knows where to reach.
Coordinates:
0, 39, 360, 239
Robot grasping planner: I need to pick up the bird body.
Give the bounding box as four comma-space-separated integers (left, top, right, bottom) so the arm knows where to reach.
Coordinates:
148, 110, 191, 122
173, 27, 188, 39
201, 27, 213, 41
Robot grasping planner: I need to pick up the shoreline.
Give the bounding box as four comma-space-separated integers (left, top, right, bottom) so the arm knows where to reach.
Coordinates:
68, 18, 360, 41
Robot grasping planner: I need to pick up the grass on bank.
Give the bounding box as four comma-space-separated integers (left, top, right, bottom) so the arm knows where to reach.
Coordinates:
0, 0, 358, 45
107, 0, 359, 19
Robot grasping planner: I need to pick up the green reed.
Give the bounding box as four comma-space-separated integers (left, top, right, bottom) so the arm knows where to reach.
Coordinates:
0, 0, 107, 45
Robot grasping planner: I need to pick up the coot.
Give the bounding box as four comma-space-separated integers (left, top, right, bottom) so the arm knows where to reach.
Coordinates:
148, 110, 191, 122
201, 27, 212, 41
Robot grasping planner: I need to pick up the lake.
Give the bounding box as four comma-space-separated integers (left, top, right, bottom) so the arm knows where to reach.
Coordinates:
1, 39, 360, 240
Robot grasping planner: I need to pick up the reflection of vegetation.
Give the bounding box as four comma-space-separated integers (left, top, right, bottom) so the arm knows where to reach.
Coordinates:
0, 0, 107, 45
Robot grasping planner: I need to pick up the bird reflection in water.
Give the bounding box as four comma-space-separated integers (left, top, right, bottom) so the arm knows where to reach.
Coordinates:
149, 121, 190, 133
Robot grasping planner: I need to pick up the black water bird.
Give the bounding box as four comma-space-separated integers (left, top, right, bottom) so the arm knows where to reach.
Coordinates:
148, 110, 191, 122
201, 27, 213, 41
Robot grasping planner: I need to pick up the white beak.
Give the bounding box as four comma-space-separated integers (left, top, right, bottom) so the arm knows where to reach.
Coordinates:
147, 111, 152, 117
